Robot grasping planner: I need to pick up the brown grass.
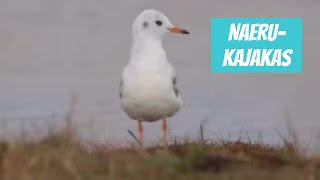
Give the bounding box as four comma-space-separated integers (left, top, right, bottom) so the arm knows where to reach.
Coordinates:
0, 128, 320, 180
1, 103, 319, 180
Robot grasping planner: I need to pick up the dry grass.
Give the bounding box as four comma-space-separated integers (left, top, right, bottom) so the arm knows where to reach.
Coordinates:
0, 128, 320, 180
0, 104, 319, 180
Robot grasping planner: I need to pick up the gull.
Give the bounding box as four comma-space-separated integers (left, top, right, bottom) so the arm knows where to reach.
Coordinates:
120, 9, 189, 147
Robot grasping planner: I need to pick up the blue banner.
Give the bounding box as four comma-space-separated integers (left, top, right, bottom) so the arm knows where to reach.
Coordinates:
211, 18, 302, 73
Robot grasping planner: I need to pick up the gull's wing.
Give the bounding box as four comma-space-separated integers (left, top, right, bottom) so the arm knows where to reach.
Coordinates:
169, 65, 181, 97
119, 65, 130, 99
172, 76, 180, 97
119, 78, 123, 98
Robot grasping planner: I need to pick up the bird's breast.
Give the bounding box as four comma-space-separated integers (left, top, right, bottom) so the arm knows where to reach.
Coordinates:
121, 70, 182, 121
124, 69, 171, 98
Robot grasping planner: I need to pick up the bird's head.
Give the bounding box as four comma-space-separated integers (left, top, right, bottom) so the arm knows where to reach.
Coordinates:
132, 9, 189, 39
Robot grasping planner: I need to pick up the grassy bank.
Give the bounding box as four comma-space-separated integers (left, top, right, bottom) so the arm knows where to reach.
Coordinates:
0, 130, 319, 180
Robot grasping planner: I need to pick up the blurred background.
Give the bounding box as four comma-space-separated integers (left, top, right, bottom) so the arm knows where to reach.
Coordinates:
0, 0, 319, 149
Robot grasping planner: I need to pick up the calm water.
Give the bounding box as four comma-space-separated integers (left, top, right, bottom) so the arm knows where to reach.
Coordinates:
0, 0, 320, 149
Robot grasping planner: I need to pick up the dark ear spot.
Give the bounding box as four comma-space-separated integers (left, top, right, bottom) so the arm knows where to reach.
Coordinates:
143, 22, 148, 28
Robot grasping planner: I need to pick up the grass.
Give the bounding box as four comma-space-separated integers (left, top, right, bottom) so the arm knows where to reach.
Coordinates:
0, 126, 320, 180
0, 104, 319, 180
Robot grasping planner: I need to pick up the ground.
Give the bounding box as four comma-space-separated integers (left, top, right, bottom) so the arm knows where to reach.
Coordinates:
0, 128, 320, 180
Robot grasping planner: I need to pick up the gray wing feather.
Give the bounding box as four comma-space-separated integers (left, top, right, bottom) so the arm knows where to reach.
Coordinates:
119, 79, 123, 98
172, 77, 180, 97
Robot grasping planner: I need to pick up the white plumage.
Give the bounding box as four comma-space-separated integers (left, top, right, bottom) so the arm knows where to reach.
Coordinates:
119, 9, 189, 146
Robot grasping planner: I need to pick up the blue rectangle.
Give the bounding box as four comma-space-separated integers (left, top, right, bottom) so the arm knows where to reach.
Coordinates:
210, 18, 302, 73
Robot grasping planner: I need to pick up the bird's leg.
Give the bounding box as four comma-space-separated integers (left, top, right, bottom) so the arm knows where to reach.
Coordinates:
162, 118, 168, 147
138, 120, 144, 148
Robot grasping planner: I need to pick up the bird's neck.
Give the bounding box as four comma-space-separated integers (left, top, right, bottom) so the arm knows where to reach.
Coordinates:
131, 34, 164, 57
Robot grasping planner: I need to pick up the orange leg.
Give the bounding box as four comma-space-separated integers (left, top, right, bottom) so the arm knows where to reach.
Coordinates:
162, 118, 168, 147
138, 120, 143, 148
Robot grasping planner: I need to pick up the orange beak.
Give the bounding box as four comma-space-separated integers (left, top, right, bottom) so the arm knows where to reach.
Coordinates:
168, 27, 190, 34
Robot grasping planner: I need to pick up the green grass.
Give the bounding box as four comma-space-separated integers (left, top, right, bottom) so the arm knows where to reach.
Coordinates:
0, 129, 320, 180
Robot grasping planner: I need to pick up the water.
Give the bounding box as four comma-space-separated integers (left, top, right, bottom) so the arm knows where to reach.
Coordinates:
0, 0, 320, 149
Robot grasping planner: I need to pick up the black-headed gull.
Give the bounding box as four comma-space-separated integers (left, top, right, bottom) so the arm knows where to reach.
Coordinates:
120, 9, 189, 147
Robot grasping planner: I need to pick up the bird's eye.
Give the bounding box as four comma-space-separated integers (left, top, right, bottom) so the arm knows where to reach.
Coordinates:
155, 20, 162, 26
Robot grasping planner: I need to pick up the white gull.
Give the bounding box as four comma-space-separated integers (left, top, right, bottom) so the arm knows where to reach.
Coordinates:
120, 9, 189, 147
